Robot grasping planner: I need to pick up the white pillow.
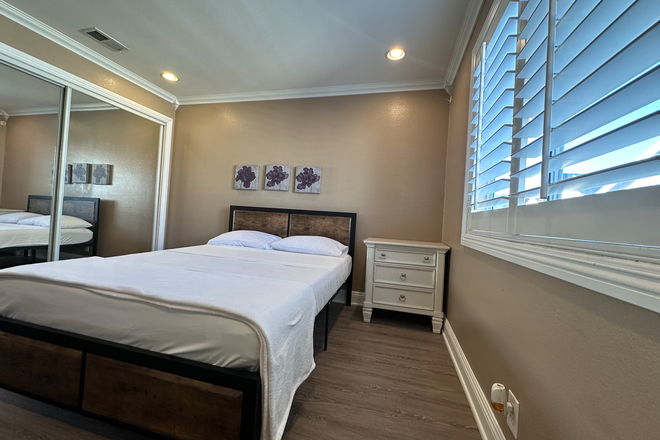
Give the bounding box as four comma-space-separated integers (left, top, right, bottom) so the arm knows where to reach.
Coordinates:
271, 235, 348, 257
0, 212, 43, 224
207, 230, 282, 250
18, 214, 93, 229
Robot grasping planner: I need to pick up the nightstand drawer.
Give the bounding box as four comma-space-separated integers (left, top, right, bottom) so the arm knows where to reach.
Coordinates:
373, 285, 433, 311
374, 264, 435, 289
375, 247, 435, 266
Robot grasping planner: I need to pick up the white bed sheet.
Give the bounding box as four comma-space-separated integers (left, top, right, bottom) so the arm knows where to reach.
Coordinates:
0, 244, 351, 372
0, 223, 92, 249
0, 244, 352, 440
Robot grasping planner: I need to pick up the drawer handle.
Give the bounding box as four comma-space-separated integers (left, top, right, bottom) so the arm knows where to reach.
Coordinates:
399, 295, 406, 302
380, 252, 386, 258
424, 256, 430, 261
400, 273, 407, 280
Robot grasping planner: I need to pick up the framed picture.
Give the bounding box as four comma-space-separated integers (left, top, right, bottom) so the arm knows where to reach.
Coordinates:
92, 164, 110, 185
72, 163, 89, 184
294, 166, 322, 194
264, 164, 290, 191
234, 165, 259, 190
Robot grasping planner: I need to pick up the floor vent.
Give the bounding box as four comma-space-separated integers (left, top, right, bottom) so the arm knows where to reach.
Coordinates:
78, 27, 130, 52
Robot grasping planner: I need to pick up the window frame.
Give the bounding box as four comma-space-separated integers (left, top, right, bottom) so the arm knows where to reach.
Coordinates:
461, 0, 660, 314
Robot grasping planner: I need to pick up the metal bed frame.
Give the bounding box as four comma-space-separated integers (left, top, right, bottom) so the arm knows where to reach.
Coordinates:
0, 205, 356, 440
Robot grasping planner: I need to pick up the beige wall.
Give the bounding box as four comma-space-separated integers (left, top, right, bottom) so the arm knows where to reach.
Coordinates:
2, 110, 160, 256
1, 114, 57, 209
443, 2, 660, 439
0, 16, 175, 119
166, 90, 450, 290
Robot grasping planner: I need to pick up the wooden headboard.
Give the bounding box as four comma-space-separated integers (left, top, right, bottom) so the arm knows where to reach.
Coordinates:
27, 195, 101, 255
228, 205, 357, 305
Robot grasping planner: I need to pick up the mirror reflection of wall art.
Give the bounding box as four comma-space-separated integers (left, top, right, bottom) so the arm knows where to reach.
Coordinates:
264, 164, 290, 191
92, 164, 110, 185
295, 166, 322, 194
234, 165, 259, 190
51, 165, 72, 184
72, 163, 89, 184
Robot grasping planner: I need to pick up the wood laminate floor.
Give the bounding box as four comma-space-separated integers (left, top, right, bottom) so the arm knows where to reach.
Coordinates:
0, 305, 480, 440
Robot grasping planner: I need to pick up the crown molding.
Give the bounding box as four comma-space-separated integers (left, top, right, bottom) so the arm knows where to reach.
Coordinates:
7, 102, 117, 117
177, 79, 447, 106
0, 0, 178, 106
445, 0, 484, 88
0, 40, 171, 125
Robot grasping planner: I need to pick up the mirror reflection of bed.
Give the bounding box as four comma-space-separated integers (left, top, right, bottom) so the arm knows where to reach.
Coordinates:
0, 195, 100, 269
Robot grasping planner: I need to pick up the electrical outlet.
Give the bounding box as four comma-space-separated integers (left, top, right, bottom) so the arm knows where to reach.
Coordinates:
507, 390, 520, 439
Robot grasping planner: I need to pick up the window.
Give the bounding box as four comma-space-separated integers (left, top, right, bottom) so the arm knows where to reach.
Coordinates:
463, 0, 660, 314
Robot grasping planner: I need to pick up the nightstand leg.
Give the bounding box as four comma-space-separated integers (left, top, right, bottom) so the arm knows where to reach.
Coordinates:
432, 315, 444, 334
362, 306, 373, 323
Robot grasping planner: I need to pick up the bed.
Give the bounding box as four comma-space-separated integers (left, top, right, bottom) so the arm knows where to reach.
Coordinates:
0, 195, 100, 261
0, 205, 356, 440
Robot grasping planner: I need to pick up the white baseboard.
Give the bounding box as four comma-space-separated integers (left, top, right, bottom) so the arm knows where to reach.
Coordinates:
330, 290, 364, 305
351, 291, 365, 306
443, 320, 506, 440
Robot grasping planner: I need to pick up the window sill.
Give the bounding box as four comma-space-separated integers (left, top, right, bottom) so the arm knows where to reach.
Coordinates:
461, 233, 660, 314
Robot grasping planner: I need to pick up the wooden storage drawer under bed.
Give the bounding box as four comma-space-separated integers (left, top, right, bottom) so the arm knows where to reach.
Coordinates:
0, 330, 82, 406
83, 355, 243, 440
0, 326, 256, 440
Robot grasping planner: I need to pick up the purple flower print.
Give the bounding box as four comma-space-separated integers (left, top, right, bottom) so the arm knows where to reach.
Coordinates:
92, 164, 108, 184
235, 166, 256, 188
296, 167, 320, 190
73, 164, 87, 181
266, 166, 289, 187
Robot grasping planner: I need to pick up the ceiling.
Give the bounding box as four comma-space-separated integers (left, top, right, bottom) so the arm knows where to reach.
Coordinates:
0, 61, 61, 114
0, 61, 114, 115
1, 0, 479, 105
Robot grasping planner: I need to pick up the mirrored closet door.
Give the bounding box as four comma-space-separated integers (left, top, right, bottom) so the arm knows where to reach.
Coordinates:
60, 91, 161, 259
0, 61, 62, 268
0, 58, 167, 268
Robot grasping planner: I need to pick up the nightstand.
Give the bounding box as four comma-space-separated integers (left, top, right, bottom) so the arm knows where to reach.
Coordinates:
362, 237, 450, 333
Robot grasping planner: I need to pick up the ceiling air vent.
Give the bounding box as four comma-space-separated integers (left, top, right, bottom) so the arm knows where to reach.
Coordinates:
78, 27, 130, 52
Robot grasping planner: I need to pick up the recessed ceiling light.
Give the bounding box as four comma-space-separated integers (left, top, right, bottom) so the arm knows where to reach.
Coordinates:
161, 72, 179, 82
386, 48, 406, 61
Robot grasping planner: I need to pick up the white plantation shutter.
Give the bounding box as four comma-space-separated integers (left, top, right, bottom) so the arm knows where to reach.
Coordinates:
547, 0, 660, 198
468, 1, 518, 211
465, 0, 660, 248
510, 0, 550, 204
466, 49, 482, 211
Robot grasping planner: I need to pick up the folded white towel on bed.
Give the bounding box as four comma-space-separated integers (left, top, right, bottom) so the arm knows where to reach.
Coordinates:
0, 246, 350, 440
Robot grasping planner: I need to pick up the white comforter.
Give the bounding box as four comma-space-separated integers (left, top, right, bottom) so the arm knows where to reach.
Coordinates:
0, 223, 92, 248
0, 245, 352, 440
